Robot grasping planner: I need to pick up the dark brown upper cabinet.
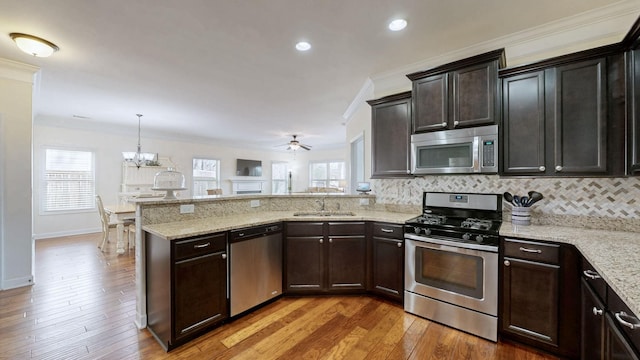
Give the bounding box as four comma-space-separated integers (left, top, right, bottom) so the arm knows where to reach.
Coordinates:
500, 46, 626, 177
367, 91, 412, 178
407, 49, 505, 133
625, 16, 640, 175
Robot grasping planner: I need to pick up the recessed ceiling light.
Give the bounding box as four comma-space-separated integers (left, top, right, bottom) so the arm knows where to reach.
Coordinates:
9, 33, 59, 57
388, 19, 407, 32
295, 41, 311, 51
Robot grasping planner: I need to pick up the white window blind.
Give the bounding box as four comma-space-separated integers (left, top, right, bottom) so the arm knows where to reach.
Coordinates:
272, 162, 289, 194
309, 160, 346, 189
193, 158, 220, 196
43, 148, 95, 212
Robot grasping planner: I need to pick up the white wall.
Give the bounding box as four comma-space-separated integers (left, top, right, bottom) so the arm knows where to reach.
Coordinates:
32, 122, 347, 238
0, 59, 38, 290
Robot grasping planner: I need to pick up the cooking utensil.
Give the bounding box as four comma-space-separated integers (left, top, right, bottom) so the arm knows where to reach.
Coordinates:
526, 191, 544, 206
503, 192, 514, 205
513, 195, 521, 207
519, 196, 529, 207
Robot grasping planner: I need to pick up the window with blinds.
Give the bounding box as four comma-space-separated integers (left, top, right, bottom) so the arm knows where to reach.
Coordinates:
192, 158, 220, 196
272, 161, 289, 194
43, 148, 95, 212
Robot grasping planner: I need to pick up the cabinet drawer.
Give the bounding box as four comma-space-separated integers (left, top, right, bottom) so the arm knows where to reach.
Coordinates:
286, 222, 323, 237
328, 222, 365, 236
174, 233, 226, 261
581, 257, 607, 304
372, 223, 404, 240
503, 238, 559, 264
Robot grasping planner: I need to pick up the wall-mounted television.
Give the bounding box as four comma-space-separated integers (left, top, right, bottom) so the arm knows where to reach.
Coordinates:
236, 159, 262, 176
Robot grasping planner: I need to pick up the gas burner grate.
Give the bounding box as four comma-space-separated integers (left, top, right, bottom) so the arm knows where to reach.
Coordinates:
419, 214, 447, 225
460, 218, 493, 231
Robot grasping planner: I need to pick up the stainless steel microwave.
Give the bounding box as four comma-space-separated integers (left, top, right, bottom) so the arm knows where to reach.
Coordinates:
411, 125, 498, 174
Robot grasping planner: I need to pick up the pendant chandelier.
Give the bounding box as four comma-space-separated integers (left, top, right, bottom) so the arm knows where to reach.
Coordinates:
122, 114, 156, 168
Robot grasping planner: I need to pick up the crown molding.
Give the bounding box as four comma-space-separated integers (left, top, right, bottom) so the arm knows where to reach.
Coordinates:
370, 0, 640, 96
0, 58, 39, 83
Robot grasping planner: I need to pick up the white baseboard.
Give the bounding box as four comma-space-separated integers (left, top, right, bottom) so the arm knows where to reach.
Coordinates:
1, 275, 34, 290
33, 227, 101, 240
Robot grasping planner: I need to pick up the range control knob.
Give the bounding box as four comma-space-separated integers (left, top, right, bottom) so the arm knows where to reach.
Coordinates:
475, 235, 484, 243
462, 233, 471, 241
413, 227, 421, 234
424, 228, 432, 236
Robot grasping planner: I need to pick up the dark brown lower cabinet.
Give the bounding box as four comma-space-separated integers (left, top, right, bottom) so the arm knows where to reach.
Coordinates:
369, 222, 404, 302
285, 221, 366, 294
146, 232, 228, 350
581, 278, 605, 359
500, 238, 579, 358
605, 313, 640, 360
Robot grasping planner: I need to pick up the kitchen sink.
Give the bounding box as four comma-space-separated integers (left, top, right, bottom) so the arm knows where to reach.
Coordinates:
293, 211, 356, 217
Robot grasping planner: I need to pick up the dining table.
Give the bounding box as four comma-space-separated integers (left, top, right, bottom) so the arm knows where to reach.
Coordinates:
103, 203, 136, 254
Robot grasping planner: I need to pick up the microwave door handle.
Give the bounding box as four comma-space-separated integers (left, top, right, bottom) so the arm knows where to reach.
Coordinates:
473, 137, 480, 172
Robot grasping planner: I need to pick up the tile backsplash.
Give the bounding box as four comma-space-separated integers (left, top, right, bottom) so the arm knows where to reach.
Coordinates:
371, 176, 640, 231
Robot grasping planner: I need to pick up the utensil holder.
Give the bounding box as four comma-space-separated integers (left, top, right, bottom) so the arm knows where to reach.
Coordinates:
511, 207, 531, 226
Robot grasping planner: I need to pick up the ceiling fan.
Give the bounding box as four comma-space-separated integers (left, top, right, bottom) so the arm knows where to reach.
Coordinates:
282, 135, 312, 151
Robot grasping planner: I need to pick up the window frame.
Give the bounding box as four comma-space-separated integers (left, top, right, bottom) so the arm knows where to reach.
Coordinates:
40, 146, 96, 215
308, 160, 346, 190
271, 161, 289, 194
192, 157, 221, 196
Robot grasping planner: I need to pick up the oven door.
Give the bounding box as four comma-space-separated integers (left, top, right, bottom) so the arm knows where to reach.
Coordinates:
405, 237, 498, 316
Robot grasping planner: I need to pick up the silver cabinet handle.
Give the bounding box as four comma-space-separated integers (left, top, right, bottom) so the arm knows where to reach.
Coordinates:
238, 232, 245, 237
453, 121, 459, 126
555, 165, 563, 172
221, 253, 227, 260
194, 242, 210, 249
504, 260, 510, 266
397, 242, 402, 248
583, 270, 601, 280
615, 311, 640, 330
319, 239, 323, 244
329, 238, 333, 243
406, 169, 411, 174
519, 247, 542, 254
441, 122, 447, 127
539, 166, 546, 172
381, 228, 394, 233
592, 307, 603, 316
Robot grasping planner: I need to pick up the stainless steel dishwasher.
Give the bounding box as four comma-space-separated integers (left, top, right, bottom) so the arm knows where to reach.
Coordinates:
229, 223, 282, 317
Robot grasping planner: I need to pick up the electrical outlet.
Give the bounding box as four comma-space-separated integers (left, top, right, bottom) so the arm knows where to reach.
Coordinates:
180, 204, 195, 214
250, 199, 260, 208
359, 198, 370, 206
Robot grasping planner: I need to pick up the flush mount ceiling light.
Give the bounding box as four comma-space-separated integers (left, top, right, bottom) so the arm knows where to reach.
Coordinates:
9, 33, 59, 57
295, 41, 311, 51
388, 19, 408, 31
122, 114, 157, 168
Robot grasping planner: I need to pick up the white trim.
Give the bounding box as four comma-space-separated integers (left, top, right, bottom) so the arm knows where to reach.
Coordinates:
0, 114, 4, 290
342, 78, 374, 125
0, 58, 39, 83
1, 275, 34, 290
33, 228, 101, 240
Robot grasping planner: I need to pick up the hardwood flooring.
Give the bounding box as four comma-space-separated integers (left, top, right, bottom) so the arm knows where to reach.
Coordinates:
0, 233, 559, 359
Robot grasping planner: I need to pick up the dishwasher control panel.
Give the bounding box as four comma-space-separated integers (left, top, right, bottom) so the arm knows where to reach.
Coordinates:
229, 222, 283, 242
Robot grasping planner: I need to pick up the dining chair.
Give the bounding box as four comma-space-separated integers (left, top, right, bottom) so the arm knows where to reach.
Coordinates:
96, 195, 134, 252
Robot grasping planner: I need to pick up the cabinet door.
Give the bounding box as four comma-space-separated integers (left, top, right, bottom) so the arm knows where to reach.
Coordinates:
605, 313, 640, 360
501, 71, 546, 174
327, 236, 366, 291
502, 257, 559, 345
370, 94, 412, 177
629, 48, 640, 174
453, 60, 498, 128
285, 236, 324, 292
582, 278, 605, 360
550, 58, 607, 174
412, 73, 448, 132
174, 251, 227, 340
371, 236, 403, 301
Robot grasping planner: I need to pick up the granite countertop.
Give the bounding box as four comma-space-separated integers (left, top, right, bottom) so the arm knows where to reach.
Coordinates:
142, 210, 417, 240
501, 223, 640, 319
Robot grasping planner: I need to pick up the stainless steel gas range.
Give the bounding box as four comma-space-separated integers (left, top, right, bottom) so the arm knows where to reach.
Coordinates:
404, 192, 502, 342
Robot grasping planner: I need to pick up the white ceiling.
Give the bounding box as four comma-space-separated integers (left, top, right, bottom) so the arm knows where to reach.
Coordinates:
0, 0, 636, 150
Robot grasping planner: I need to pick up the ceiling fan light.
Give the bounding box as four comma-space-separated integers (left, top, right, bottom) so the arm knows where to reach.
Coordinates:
289, 143, 300, 150
10, 33, 59, 57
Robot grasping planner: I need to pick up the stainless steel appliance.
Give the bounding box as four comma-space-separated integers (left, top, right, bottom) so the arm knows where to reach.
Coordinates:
229, 223, 282, 317
404, 192, 502, 341
411, 124, 498, 174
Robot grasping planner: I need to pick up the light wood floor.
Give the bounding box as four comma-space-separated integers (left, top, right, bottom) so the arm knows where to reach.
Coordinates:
0, 233, 559, 359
